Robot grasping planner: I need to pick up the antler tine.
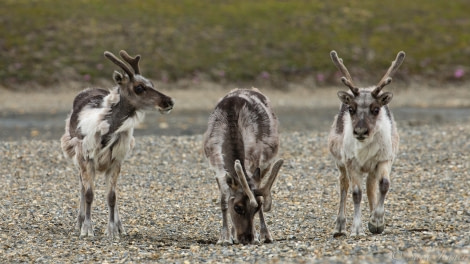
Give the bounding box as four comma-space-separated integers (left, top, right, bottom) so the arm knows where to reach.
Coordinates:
258, 159, 283, 212
260, 159, 283, 193
373, 51, 406, 97
234, 160, 258, 208
119, 50, 141, 75
330, 50, 359, 96
104, 51, 134, 79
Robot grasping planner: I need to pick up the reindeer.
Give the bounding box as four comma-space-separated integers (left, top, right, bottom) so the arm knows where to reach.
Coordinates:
203, 88, 283, 245
328, 50, 405, 237
61, 50, 174, 238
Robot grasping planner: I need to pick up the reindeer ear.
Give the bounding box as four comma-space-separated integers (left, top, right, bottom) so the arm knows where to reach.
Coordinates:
253, 168, 261, 182
337, 91, 355, 105
225, 173, 238, 189
113, 71, 129, 85
377, 91, 393, 106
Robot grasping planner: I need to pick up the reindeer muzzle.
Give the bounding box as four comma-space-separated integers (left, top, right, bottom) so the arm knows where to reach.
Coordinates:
157, 98, 175, 114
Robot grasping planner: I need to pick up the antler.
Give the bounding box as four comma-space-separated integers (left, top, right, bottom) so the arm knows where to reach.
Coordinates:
234, 160, 258, 208
260, 159, 283, 194
104, 51, 134, 79
259, 159, 283, 212
330, 50, 359, 96
372, 51, 406, 98
119, 50, 141, 75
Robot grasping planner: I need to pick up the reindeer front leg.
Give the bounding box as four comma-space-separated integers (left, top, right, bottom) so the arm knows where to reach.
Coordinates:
333, 165, 349, 237
368, 160, 391, 234
216, 175, 233, 245
366, 171, 378, 213
105, 162, 126, 238
258, 197, 272, 243
78, 158, 96, 237
349, 169, 365, 237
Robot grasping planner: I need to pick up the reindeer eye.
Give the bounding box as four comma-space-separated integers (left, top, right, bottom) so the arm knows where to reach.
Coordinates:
234, 205, 245, 215
348, 106, 356, 115
134, 84, 145, 94
371, 107, 380, 116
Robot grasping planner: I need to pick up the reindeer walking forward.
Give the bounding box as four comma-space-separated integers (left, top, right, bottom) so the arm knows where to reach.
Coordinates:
328, 51, 405, 237
61, 50, 174, 238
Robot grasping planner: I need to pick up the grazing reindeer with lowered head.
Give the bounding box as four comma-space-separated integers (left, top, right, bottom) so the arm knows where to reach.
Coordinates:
328, 50, 405, 237
61, 50, 174, 238
203, 88, 283, 245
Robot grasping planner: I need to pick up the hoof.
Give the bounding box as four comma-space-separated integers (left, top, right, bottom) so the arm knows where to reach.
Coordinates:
105, 230, 120, 240
216, 239, 233, 246
349, 224, 365, 237
333, 230, 347, 238
333, 217, 346, 238
79, 221, 94, 238
349, 231, 365, 238
368, 222, 385, 234
260, 230, 273, 243
106, 221, 126, 239
79, 229, 94, 238
264, 237, 273, 243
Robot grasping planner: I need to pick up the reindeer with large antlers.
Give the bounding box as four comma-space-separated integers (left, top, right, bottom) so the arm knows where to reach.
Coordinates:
61, 50, 174, 238
203, 88, 283, 245
328, 50, 405, 237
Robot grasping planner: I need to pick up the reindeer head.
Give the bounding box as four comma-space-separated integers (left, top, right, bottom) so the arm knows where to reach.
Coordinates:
330, 50, 405, 141
225, 159, 283, 244
104, 50, 174, 114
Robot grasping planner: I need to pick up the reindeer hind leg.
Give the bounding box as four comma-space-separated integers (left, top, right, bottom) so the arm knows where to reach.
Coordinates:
77, 173, 86, 231
78, 158, 95, 238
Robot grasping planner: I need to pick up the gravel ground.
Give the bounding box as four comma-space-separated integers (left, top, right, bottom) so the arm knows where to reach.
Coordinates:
1, 119, 469, 263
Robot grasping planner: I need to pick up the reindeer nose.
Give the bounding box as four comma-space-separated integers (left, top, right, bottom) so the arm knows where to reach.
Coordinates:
353, 127, 369, 139
168, 98, 175, 107
162, 98, 174, 111
158, 97, 174, 114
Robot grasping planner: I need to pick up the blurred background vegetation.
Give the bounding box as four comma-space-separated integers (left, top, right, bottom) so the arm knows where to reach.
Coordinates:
1, 0, 469, 90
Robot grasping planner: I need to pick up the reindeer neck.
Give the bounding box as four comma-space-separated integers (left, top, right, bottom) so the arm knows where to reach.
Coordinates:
100, 95, 138, 144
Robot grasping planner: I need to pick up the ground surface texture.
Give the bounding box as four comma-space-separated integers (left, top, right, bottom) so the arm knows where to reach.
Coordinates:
1, 85, 469, 263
